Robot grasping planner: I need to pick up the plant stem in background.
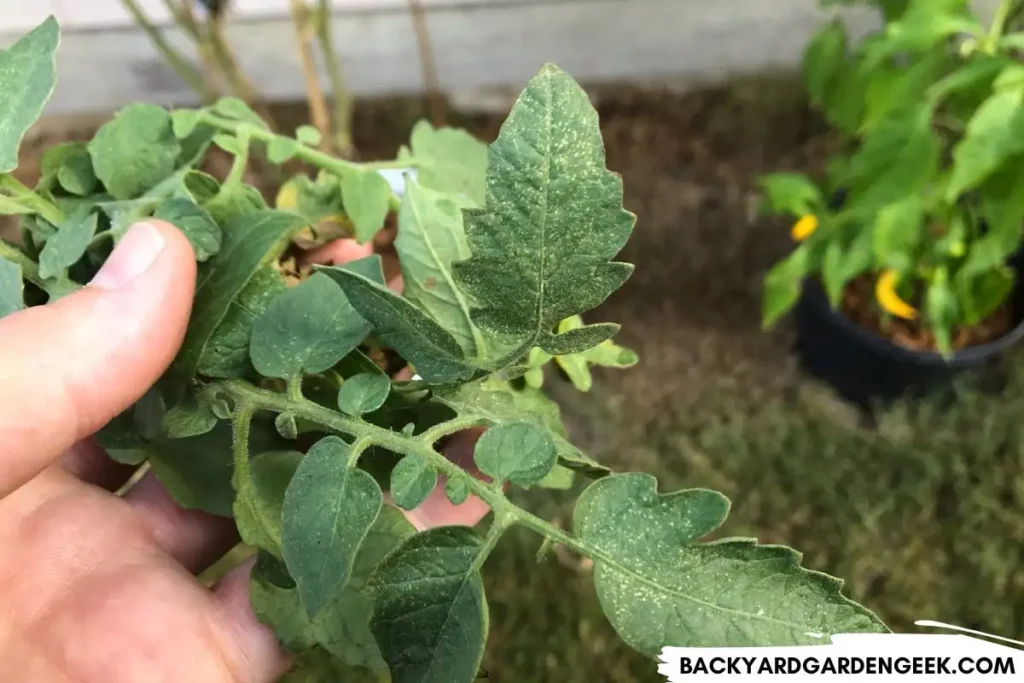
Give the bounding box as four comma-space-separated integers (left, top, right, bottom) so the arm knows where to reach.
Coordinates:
119, 0, 214, 101
163, 0, 223, 97
206, 11, 278, 128
987, 0, 1016, 50
289, 0, 334, 153
315, 0, 356, 158
408, 0, 446, 128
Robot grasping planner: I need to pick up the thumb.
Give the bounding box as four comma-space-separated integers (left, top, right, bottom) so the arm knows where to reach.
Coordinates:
0, 221, 196, 497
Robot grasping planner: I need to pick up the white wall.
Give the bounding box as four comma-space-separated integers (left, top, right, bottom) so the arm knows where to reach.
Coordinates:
0, 0, 1003, 117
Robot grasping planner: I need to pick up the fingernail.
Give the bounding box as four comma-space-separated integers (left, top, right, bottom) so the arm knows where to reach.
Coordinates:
89, 222, 166, 290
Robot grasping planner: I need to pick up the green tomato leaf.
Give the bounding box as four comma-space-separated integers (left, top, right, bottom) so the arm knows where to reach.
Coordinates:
296, 125, 323, 147
237, 450, 302, 558
146, 421, 239, 517
573, 473, 888, 652
198, 266, 287, 378
341, 168, 392, 243
282, 436, 383, 617
367, 526, 488, 683
47, 143, 99, 196
0, 17, 59, 173
250, 272, 370, 379
252, 506, 415, 671
317, 266, 477, 384
38, 212, 97, 279
452, 64, 635, 360
160, 392, 218, 439
444, 478, 470, 505
154, 197, 223, 262
403, 120, 488, 206
394, 179, 486, 358
389, 453, 437, 510
473, 421, 556, 488
213, 96, 269, 129
337, 373, 392, 416
433, 378, 609, 477
947, 66, 1024, 200
89, 103, 182, 200
267, 137, 299, 164
174, 209, 304, 382
758, 174, 823, 218
0, 257, 25, 318
314, 505, 414, 670
275, 413, 299, 440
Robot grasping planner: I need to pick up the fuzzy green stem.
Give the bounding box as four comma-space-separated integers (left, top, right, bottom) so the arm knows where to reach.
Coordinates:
0, 175, 66, 227
216, 379, 591, 559
120, 0, 214, 101
0, 240, 44, 289
197, 112, 420, 177
232, 403, 255, 487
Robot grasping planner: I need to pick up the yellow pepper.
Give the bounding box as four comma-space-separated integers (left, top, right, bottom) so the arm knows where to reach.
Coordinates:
875, 269, 918, 320
791, 214, 818, 241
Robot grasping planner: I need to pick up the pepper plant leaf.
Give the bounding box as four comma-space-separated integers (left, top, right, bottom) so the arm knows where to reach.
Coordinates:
394, 179, 487, 358
281, 436, 383, 617
250, 273, 370, 379
340, 168, 392, 243
89, 103, 182, 200
174, 209, 304, 382
573, 473, 888, 654
453, 64, 635, 361
37, 212, 97, 279
0, 16, 59, 173
947, 65, 1024, 200
367, 526, 488, 683
472, 421, 556, 488
317, 266, 477, 384
0, 257, 24, 318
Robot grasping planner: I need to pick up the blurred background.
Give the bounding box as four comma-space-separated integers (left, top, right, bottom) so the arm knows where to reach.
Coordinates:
4, 1, 1023, 680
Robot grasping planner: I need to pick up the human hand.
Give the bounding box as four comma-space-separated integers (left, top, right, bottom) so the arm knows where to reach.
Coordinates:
0, 221, 290, 682
0, 221, 489, 682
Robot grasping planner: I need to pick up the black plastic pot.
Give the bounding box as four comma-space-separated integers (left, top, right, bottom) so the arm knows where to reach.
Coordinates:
793, 256, 1024, 409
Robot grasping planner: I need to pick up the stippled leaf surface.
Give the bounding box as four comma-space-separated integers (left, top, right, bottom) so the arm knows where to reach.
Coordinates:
38, 212, 97, 279
453, 64, 635, 360
175, 209, 304, 381
0, 257, 24, 318
318, 267, 477, 384
252, 507, 414, 671
154, 197, 222, 261
198, 266, 286, 378
341, 168, 392, 243
368, 526, 488, 683
160, 392, 218, 439
402, 120, 488, 206
394, 179, 487, 358
434, 378, 609, 477
336, 373, 391, 416
314, 506, 414, 670
250, 273, 369, 379
281, 436, 383, 617
573, 474, 888, 652
236, 451, 301, 558
389, 453, 437, 510
146, 422, 239, 517
89, 103, 182, 200
473, 421, 556, 488
0, 17, 58, 173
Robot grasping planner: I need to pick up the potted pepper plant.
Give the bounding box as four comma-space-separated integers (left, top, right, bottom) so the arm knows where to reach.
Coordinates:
759, 0, 1024, 406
